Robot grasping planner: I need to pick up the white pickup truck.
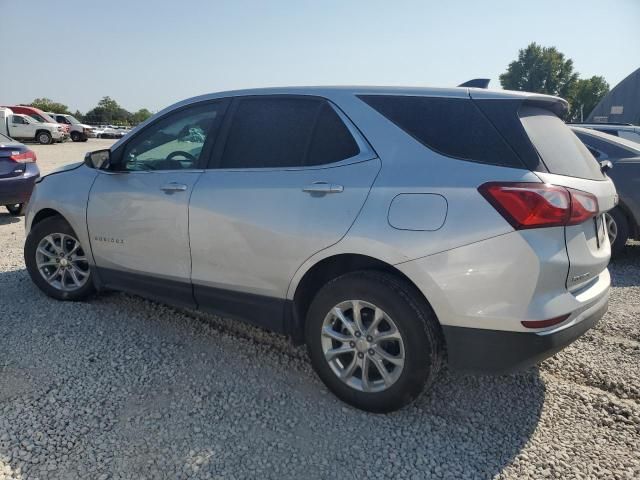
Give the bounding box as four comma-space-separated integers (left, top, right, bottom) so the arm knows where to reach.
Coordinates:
0, 108, 64, 144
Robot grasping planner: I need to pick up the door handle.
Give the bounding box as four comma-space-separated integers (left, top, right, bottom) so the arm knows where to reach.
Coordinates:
160, 182, 188, 192
302, 182, 344, 194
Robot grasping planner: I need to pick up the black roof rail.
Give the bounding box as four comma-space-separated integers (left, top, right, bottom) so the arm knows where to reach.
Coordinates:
458, 78, 490, 89
568, 122, 634, 126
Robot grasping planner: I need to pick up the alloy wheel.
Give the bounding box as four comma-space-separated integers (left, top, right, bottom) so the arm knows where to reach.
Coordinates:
35, 233, 90, 291
321, 300, 405, 393
605, 212, 617, 245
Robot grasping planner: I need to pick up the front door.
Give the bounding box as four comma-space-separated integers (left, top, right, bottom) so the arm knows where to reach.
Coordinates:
189, 96, 380, 331
87, 100, 228, 307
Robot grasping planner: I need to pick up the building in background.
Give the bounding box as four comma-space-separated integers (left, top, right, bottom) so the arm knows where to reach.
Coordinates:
587, 67, 640, 124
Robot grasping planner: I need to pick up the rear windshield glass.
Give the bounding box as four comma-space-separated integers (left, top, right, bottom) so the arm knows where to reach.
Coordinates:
358, 95, 524, 168
519, 106, 604, 180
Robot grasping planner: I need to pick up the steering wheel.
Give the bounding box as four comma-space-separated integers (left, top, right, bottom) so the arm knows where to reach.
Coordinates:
166, 151, 196, 162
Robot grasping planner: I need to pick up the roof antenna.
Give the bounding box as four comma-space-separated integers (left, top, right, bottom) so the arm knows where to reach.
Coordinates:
458, 79, 490, 89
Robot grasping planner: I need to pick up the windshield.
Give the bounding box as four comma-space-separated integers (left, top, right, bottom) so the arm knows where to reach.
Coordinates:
66, 115, 81, 125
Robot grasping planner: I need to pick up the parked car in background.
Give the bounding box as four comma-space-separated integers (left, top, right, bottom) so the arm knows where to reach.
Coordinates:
93, 125, 120, 139
572, 126, 640, 254
0, 108, 64, 145
46, 113, 95, 142
0, 131, 39, 215
1, 105, 70, 141
23, 86, 616, 412
570, 123, 640, 145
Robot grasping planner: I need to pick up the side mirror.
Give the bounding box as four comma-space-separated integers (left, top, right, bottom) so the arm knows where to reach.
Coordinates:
84, 149, 111, 170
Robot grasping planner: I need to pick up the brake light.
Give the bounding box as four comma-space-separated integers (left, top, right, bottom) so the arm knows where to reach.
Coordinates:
479, 182, 598, 229
9, 150, 37, 163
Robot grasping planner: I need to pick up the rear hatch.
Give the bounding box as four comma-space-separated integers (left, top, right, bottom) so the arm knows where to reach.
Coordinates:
472, 91, 617, 291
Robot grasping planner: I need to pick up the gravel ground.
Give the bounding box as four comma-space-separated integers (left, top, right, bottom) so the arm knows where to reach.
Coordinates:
0, 142, 639, 479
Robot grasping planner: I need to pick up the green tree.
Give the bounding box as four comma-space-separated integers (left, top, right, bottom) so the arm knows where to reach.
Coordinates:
566, 76, 609, 122
72, 110, 85, 122
25, 98, 70, 114
131, 108, 152, 125
499, 43, 579, 100
84, 96, 132, 125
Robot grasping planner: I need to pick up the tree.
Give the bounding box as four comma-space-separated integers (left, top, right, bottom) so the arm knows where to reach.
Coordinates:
83, 96, 132, 125
25, 98, 70, 114
566, 76, 609, 122
131, 108, 152, 125
499, 43, 579, 100
72, 110, 84, 122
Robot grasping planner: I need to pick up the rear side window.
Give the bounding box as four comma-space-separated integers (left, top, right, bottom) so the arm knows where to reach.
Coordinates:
220, 97, 359, 169
358, 95, 523, 168
520, 107, 604, 180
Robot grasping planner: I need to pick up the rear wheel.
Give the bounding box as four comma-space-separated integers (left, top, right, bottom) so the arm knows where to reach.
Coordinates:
36, 131, 52, 145
25, 216, 95, 300
305, 271, 444, 413
606, 207, 629, 256
5, 203, 24, 216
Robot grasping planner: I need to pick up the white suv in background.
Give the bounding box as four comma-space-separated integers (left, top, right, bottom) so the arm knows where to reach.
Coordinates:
48, 113, 95, 142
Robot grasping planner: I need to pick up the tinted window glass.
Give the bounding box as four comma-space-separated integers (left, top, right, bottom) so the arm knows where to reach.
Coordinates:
11, 116, 25, 124
520, 106, 604, 180
29, 114, 45, 122
358, 95, 523, 168
306, 103, 360, 166
121, 102, 223, 171
574, 131, 638, 160
594, 129, 618, 136
220, 97, 321, 169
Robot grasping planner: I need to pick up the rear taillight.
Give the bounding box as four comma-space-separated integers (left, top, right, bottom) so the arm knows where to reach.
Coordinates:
479, 182, 598, 229
10, 150, 37, 163
521, 314, 570, 329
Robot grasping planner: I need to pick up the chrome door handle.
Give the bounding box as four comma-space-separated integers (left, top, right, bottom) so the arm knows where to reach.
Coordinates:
160, 182, 188, 192
302, 182, 344, 194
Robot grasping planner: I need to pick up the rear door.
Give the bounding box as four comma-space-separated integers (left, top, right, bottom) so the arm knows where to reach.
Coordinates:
518, 106, 617, 290
189, 95, 380, 331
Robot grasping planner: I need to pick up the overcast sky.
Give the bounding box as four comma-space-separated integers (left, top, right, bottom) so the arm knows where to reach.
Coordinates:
1, 0, 638, 113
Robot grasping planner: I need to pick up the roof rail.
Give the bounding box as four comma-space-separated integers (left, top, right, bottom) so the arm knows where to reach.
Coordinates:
568, 122, 634, 126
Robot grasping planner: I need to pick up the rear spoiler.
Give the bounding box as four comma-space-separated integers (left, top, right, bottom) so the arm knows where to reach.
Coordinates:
458, 78, 490, 89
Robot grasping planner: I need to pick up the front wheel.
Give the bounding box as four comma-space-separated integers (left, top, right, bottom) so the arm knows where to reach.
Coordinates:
24, 216, 95, 300
37, 131, 53, 145
5, 203, 24, 216
305, 271, 444, 413
70, 131, 81, 142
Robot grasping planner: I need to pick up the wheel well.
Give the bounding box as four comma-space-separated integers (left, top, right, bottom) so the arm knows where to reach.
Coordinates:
31, 208, 62, 228
290, 253, 437, 343
615, 202, 638, 239
35, 129, 50, 136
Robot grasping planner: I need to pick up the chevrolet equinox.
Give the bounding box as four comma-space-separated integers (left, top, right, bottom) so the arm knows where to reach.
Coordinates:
24, 87, 615, 412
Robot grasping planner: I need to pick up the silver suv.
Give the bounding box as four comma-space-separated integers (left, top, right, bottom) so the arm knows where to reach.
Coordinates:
24, 87, 616, 412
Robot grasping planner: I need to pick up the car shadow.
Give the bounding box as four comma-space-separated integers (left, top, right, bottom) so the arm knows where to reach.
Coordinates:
0, 212, 21, 226
609, 241, 640, 287
0, 267, 545, 479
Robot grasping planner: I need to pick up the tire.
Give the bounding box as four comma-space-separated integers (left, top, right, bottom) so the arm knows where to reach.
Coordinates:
24, 216, 95, 301
81, 137, 88, 142
606, 207, 630, 256
305, 271, 444, 413
5, 203, 24, 216
36, 131, 53, 145
70, 131, 81, 142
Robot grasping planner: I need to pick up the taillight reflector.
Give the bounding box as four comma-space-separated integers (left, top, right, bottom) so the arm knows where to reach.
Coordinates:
521, 314, 570, 329
9, 150, 37, 163
479, 182, 598, 229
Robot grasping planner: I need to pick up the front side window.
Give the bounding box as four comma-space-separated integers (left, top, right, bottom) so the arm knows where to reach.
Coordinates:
120, 102, 223, 171
11, 116, 25, 124
219, 97, 359, 169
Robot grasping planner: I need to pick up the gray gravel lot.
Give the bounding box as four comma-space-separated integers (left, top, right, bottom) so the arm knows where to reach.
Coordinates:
0, 141, 639, 479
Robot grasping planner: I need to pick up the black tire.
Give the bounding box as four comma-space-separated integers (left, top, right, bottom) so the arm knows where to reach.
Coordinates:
70, 131, 81, 142
305, 271, 444, 413
36, 131, 52, 145
5, 203, 24, 216
607, 207, 629, 256
81, 137, 88, 142
24, 216, 95, 301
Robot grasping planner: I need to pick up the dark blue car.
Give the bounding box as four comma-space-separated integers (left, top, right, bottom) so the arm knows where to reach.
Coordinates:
0, 132, 40, 215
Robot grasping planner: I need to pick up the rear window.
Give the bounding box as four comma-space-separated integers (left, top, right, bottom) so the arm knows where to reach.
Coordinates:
358, 95, 524, 168
519, 106, 604, 180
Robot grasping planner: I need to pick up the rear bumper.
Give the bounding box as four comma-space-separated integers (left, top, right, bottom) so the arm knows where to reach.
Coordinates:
443, 291, 608, 374
0, 165, 40, 205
